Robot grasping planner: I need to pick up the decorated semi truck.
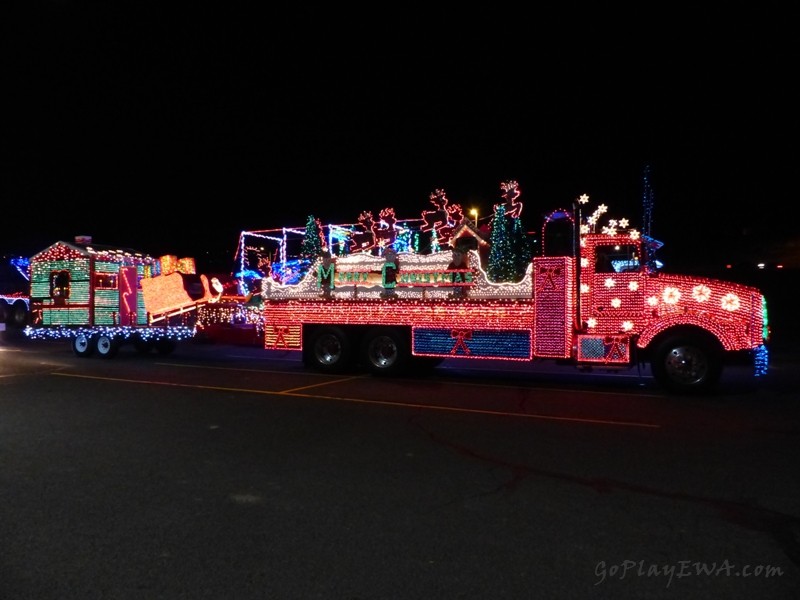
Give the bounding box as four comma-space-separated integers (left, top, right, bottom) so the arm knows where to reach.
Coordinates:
22, 237, 210, 356
18, 182, 771, 395
216, 185, 769, 394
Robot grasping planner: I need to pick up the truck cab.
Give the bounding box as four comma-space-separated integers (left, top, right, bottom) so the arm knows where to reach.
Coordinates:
571, 232, 768, 392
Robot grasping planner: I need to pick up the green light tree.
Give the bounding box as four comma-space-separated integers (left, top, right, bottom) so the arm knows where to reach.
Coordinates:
487, 203, 517, 282
511, 216, 534, 280
300, 215, 324, 261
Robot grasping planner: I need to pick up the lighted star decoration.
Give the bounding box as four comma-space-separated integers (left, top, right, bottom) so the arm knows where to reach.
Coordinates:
601, 224, 618, 236
721, 293, 741, 312
601, 217, 632, 236
604, 277, 615, 288
611, 298, 622, 308
621, 321, 634, 332
576, 197, 638, 238
586, 317, 597, 328
628, 281, 639, 291
663, 286, 681, 304
692, 285, 711, 302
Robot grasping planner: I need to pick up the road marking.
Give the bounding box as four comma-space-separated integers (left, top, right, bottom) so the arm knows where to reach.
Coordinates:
52, 372, 660, 429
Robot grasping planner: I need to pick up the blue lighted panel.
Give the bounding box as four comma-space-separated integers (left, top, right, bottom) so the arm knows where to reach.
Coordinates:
413, 328, 531, 360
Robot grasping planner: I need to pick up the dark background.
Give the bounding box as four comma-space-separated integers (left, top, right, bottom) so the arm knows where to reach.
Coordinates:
4, 4, 797, 274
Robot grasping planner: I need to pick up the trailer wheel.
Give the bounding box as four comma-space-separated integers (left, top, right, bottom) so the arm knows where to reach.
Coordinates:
73, 333, 95, 358
95, 334, 119, 359
360, 327, 410, 376
650, 332, 722, 394
305, 326, 353, 374
7, 301, 28, 328
133, 337, 155, 354
154, 339, 177, 355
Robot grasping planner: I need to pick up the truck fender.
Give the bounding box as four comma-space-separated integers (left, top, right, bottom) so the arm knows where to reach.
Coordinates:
637, 315, 729, 352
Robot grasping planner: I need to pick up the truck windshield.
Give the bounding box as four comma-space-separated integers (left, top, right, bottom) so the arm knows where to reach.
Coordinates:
595, 244, 641, 273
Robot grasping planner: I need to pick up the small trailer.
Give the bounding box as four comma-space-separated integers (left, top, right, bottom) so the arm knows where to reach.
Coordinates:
23, 237, 210, 357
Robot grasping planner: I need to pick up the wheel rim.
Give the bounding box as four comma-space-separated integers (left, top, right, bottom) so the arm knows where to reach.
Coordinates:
96, 335, 115, 356
74, 334, 91, 354
315, 334, 342, 365
662, 345, 708, 385
367, 335, 398, 368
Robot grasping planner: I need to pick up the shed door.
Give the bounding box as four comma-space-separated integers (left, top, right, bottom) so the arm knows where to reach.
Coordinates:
118, 266, 139, 326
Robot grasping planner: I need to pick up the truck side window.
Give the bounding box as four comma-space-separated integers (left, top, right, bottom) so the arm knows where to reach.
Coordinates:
595, 247, 614, 273
50, 270, 71, 299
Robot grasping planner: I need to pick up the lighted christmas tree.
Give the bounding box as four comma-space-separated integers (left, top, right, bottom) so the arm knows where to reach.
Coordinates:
511, 215, 534, 279
487, 203, 517, 282
300, 215, 324, 260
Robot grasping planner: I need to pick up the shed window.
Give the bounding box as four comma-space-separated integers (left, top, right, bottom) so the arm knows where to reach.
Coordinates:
50, 270, 71, 299
94, 273, 118, 289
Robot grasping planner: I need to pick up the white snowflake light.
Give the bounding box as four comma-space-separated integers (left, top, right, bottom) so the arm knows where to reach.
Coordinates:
692, 285, 711, 302
721, 293, 741, 312
663, 286, 681, 305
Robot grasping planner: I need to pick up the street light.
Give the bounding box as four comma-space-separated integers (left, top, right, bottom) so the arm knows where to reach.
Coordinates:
470, 208, 478, 226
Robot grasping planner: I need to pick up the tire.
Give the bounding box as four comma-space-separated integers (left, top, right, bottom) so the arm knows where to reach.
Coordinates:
650, 333, 722, 394
304, 326, 353, 374
73, 333, 95, 358
7, 301, 29, 328
360, 327, 411, 376
133, 337, 155, 354
95, 334, 119, 358
154, 339, 177, 355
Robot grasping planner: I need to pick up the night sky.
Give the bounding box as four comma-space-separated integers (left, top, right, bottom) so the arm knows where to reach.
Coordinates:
4, 5, 795, 272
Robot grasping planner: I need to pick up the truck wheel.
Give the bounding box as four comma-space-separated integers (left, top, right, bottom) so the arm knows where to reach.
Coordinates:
305, 326, 353, 374
95, 334, 119, 359
73, 333, 95, 358
650, 333, 722, 394
360, 327, 410, 376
